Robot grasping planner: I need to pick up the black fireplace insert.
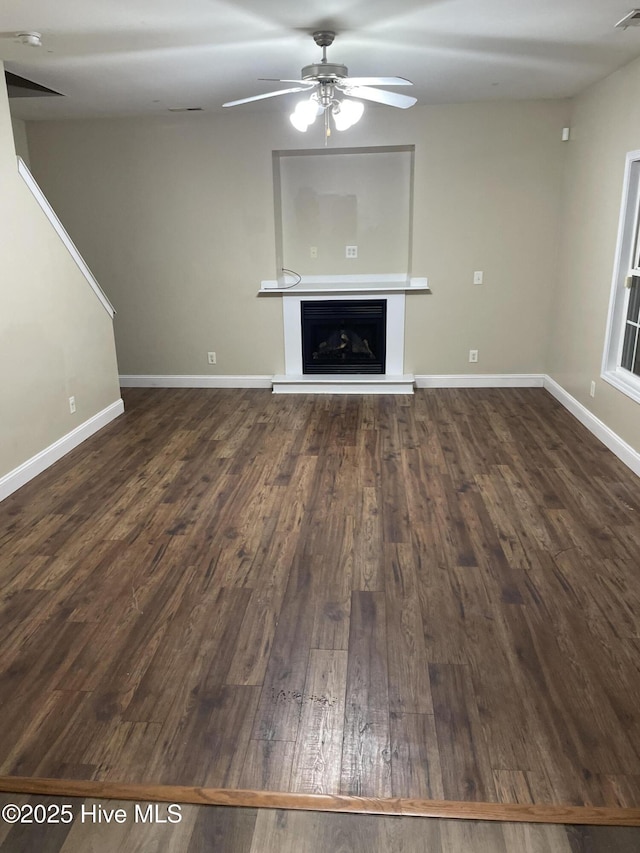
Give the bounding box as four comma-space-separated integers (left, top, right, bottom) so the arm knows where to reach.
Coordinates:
301, 299, 387, 374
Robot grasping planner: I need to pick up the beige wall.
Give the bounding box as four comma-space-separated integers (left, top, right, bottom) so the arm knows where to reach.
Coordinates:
24, 98, 568, 377
11, 116, 30, 165
549, 55, 640, 453
0, 63, 121, 480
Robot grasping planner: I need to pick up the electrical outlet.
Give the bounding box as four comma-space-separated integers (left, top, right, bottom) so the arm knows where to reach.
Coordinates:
310, 246, 318, 259
207, 352, 216, 365
473, 271, 484, 285
469, 349, 479, 363
590, 380, 596, 398
345, 245, 358, 259
69, 396, 76, 414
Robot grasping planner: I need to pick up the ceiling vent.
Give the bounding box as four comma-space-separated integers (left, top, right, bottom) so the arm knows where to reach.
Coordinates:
615, 10, 640, 28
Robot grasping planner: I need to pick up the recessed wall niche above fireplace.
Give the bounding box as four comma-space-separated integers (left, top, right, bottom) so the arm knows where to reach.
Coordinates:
274, 145, 414, 282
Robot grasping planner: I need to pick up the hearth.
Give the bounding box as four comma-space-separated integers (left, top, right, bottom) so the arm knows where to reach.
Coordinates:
301, 299, 386, 374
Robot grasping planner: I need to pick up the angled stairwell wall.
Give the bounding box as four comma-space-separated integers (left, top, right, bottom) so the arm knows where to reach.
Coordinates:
0, 62, 122, 500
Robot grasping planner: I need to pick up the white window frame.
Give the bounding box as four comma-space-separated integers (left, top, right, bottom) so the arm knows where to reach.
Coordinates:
602, 149, 640, 404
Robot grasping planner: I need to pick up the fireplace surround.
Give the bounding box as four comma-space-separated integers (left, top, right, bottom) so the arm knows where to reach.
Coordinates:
267, 279, 429, 393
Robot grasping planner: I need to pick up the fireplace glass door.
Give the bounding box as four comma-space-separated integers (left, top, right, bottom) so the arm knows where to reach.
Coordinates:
301, 300, 386, 374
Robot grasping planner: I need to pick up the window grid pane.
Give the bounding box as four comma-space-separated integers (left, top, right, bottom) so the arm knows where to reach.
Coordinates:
621, 278, 640, 375
621, 322, 636, 371
626, 277, 640, 323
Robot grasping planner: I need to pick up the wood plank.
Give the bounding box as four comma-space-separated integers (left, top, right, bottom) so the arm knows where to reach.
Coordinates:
440, 816, 508, 853
291, 650, 348, 794
0, 795, 75, 852
250, 588, 315, 743
56, 799, 200, 853
385, 545, 433, 714
564, 825, 640, 852
239, 740, 295, 792
153, 684, 261, 787
501, 821, 573, 853
351, 486, 383, 592
186, 803, 257, 853
389, 712, 444, 799
224, 524, 298, 685
430, 663, 497, 802
341, 591, 391, 797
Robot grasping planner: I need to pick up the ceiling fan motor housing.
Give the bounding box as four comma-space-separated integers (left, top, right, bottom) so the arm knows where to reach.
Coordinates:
302, 62, 349, 81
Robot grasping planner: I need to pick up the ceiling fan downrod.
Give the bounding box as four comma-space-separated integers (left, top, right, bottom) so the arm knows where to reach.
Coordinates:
302, 31, 348, 82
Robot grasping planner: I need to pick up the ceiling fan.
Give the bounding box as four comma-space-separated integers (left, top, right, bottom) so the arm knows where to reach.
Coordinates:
223, 30, 417, 136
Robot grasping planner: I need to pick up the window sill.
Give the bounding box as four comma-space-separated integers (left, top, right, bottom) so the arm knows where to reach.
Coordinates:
602, 368, 640, 405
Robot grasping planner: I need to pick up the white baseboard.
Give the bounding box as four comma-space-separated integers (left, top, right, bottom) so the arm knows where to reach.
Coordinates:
543, 376, 640, 478
0, 399, 125, 502
122, 373, 543, 390
415, 374, 545, 388
119, 375, 272, 388
272, 374, 415, 395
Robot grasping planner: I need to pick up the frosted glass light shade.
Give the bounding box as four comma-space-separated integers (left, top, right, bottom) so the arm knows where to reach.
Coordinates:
333, 99, 364, 131
290, 98, 320, 132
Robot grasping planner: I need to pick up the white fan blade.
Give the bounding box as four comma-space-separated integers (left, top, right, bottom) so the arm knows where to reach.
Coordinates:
258, 78, 311, 84
341, 76, 413, 87
338, 85, 417, 109
223, 85, 315, 107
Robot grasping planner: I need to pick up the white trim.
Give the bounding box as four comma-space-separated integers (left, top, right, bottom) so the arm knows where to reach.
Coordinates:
119, 375, 273, 388
601, 149, 640, 400
0, 399, 124, 502
601, 367, 640, 406
272, 374, 415, 395
415, 374, 545, 388
544, 376, 640, 478
260, 273, 429, 295
17, 156, 116, 319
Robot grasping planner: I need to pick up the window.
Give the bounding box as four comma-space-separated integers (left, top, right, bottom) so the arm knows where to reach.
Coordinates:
621, 275, 640, 375
602, 150, 640, 403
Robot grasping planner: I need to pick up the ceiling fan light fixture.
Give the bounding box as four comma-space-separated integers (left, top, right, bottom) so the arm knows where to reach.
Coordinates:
226, 30, 414, 139
290, 111, 310, 132
333, 99, 364, 131
290, 97, 320, 132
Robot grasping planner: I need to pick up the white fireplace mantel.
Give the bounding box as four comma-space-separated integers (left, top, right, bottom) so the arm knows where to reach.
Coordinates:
260, 273, 429, 295
268, 277, 429, 394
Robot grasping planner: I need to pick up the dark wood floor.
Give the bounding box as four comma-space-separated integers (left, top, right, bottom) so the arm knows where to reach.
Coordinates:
1, 794, 638, 853
1, 388, 640, 808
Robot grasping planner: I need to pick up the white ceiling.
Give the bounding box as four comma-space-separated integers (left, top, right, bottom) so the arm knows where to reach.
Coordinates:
2, 0, 640, 120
